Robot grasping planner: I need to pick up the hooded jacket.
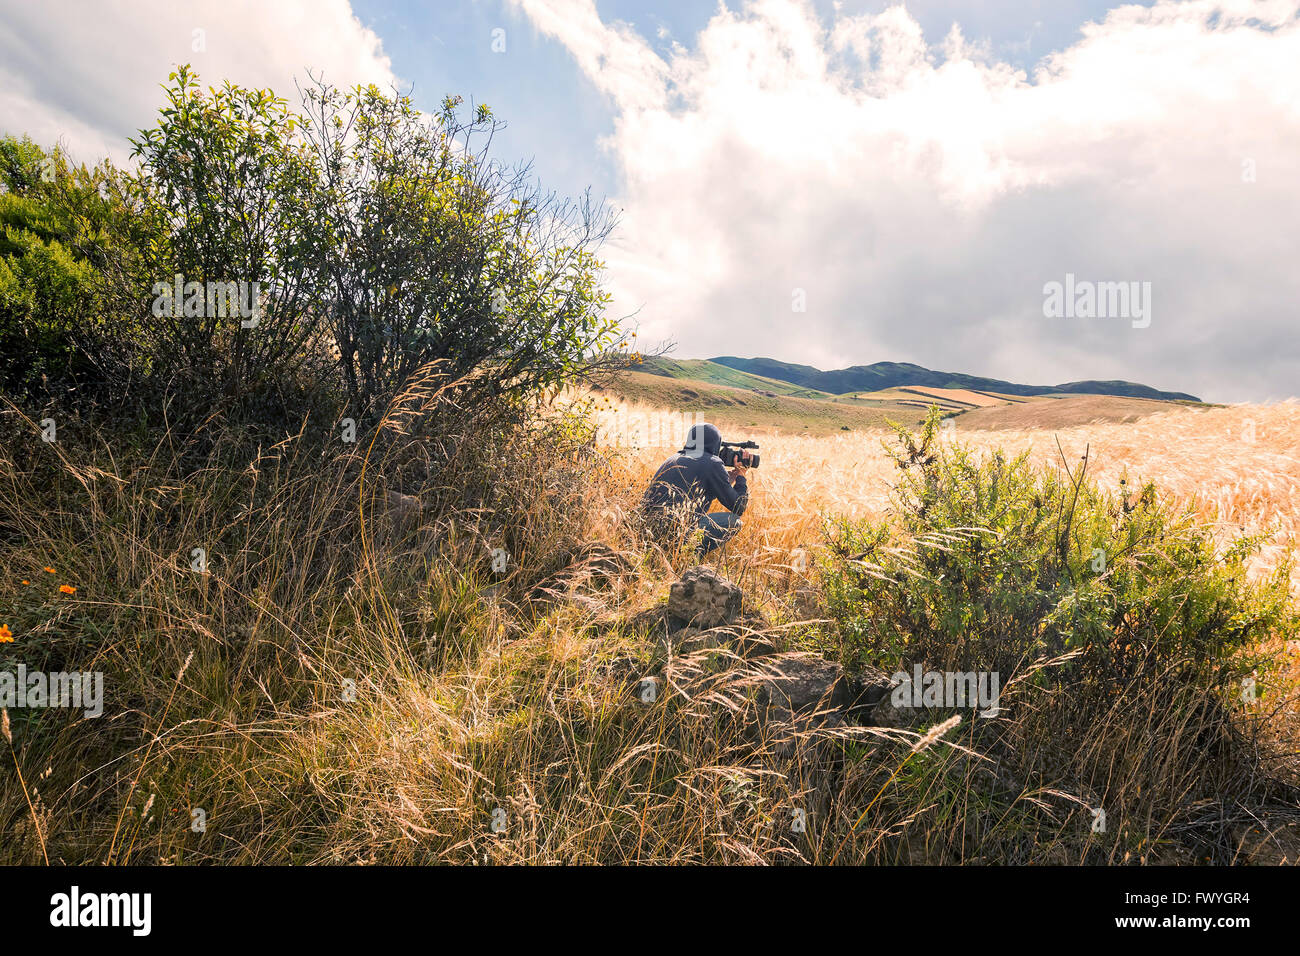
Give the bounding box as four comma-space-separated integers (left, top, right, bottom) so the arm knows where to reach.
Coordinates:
641, 423, 748, 524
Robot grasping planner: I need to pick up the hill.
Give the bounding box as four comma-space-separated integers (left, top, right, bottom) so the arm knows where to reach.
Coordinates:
591, 368, 929, 434
594, 368, 1193, 438
705, 356, 1201, 403
625, 357, 831, 399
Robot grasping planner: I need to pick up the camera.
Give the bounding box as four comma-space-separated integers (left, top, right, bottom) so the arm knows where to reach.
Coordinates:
720, 440, 760, 469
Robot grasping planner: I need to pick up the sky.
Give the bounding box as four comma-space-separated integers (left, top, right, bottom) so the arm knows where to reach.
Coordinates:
2, 0, 1297, 402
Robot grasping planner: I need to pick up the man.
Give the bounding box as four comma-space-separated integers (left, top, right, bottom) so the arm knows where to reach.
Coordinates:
641, 422, 752, 557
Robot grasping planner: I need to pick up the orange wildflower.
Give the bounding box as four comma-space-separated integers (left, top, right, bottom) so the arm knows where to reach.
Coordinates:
0, 624, 12, 643
59, 584, 76, 595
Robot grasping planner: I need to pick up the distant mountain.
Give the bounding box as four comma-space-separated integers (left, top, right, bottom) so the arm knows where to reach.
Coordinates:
707, 356, 1201, 403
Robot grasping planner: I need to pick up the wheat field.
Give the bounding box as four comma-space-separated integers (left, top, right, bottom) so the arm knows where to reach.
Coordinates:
595, 398, 1300, 589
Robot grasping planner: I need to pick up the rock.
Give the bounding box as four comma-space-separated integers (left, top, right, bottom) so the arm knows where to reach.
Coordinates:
846, 666, 902, 718
658, 620, 778, 660
644, 568, 914, 740
663, 626, 731, 656
668, 565, 742, 628
732, 623, 779, 659
739, 652, 854, 722
865, 698, 912, 728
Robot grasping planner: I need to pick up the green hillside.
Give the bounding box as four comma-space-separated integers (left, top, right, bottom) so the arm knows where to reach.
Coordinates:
631, 357, 832, 399
605, 357, 1197, 436
594, 368, 931, 434
708, 355, 1201, 403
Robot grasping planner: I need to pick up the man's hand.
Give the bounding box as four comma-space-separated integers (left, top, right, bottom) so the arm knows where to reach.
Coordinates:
729, 449, 752, 479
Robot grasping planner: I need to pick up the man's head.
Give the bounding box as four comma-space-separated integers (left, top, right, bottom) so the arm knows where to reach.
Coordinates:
682, 422, 721, 458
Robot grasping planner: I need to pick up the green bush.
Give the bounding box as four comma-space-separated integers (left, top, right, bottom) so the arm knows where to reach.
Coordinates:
3, 67, 631, 436
819, 409, 1297, 861
0, 137, 143, 396
824, 409, 1292, 679
115, 67, 626, 429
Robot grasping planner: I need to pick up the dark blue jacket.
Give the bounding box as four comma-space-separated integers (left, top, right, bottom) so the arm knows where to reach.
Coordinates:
641, 423, 748, 523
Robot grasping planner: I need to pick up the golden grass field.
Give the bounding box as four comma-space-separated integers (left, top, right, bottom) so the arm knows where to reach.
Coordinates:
597, 398, 1298, 581
592, 394, 1300, 773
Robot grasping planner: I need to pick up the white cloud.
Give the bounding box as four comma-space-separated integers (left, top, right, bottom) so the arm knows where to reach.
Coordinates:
515, 0, 1300, 402
0, 0, 397, 167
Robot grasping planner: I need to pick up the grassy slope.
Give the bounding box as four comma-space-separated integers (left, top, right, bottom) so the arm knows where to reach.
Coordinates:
594, 368, 931, 435
601, 365, 1186, 436
953, 394, 1200, 430
631, 357, 832, 399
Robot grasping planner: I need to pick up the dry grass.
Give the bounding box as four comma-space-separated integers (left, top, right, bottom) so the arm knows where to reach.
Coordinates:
594, 395, 1300, 793
952, 394, 1203, 431
1, 388, 1296, 865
